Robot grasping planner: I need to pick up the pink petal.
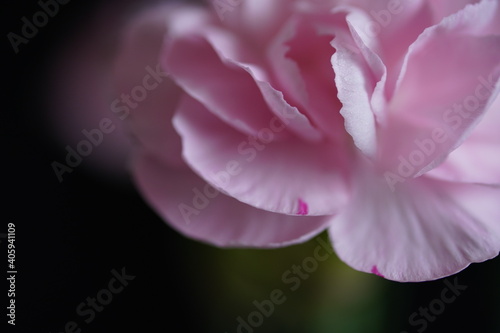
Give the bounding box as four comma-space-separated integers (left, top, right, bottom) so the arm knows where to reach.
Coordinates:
205, 24, 326, 143
255, 80, 324, 142
428, 0, 481, 22
328, 162, 500, 282
333, 7, 391, 135
378, 1, 500, 179
341, 0, 434, 92
267, 17, 310, 114
217, 0, 297, 48
203, 25, 325, 143
371, 265, 385, 278
132, 152, 333, 248
163, 25, 286, 138
332, 29, 379, 156
164, 5, 336, 144
427, 94, 500, 184
282, 17, 346, 141
173, 95, 351, 216
113, 4, 185, 167
333, 3, 434, 157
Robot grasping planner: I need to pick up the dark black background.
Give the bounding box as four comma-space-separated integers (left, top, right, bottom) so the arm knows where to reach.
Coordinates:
3, 1, 500, 332
3, 1, 205, 332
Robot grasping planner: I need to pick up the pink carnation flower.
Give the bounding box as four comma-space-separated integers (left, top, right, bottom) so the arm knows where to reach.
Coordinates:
113, 0, 500, 281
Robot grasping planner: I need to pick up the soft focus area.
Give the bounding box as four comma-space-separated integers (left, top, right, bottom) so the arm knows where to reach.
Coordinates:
3, 0, 500, 332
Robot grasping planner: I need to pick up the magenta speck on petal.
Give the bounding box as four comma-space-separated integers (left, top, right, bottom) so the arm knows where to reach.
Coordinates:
371, 265, 384, 278
297, 199, 309, 215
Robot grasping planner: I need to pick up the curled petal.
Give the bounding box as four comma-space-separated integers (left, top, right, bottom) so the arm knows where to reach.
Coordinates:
133, 152, 333, 248
173, 95, 351, 216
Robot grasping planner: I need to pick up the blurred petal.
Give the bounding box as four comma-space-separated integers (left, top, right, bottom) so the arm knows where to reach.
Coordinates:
427, 94, 500, 184
428, 0, 481, 22
219, 0, 297, 47
114, 4, 185, 167
49, 1, 133, 177
133, 152, 333, 248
